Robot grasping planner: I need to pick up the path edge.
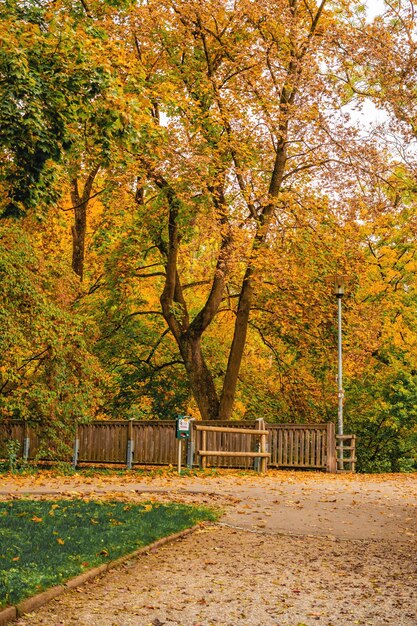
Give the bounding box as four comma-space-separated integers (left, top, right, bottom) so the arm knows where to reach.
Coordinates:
0, 523, 202, 626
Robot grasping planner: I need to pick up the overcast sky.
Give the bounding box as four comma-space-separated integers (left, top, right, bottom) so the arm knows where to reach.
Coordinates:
365, 0, 386, 20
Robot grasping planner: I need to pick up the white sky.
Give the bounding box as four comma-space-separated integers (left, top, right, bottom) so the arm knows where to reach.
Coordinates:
365, 0, 386, 20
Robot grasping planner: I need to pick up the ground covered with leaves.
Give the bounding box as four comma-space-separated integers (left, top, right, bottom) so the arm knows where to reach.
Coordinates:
13, 525, 415, 626
0, 469, 415, 625
0, 499, 217, 607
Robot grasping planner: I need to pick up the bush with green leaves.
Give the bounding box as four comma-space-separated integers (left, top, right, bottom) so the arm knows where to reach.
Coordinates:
345, 357, 417, 473
0, 224, 108, 451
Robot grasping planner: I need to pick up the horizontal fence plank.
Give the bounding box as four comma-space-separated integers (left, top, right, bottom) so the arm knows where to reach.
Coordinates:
198, 451, 270, 458
195, 425, 268, 435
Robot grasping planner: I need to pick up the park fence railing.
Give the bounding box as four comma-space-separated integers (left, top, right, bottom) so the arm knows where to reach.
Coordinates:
0, 419, 356, 473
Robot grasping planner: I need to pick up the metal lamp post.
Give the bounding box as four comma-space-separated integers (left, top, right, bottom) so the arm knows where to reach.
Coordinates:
333, 275, 345, 469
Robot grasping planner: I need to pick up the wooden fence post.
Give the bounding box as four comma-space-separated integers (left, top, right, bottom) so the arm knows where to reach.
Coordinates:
326, 422, 337, 473
254, 419, 261, 472
126, 419, 134, 469
257, 418, 268, 473
200, 429, 207, 469
261, 420, 268, 473
351, 435, 357, 473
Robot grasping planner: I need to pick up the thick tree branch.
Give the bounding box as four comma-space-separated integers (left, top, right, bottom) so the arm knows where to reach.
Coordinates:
135, 271, 166, 279
189, 183, 232, 336
70, 164, 100, 281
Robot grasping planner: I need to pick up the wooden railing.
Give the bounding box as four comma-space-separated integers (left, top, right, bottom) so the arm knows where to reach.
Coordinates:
336, 434, 356, 472
0, 419, 350, 473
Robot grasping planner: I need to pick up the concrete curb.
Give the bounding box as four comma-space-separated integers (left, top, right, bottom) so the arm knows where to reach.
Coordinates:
16, 586, 64, 617
0, 523, 202, 626
0, 607, 16, 626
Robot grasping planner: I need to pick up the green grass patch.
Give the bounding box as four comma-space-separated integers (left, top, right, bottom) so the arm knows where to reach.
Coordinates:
0, 499, 218, 607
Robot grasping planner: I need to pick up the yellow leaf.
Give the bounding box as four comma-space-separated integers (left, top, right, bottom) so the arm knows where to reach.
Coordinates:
57, 538, 65, 545
31, 516, 43, 523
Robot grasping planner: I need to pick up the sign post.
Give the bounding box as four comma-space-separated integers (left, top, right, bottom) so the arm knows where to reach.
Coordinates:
176, 416, 191, 474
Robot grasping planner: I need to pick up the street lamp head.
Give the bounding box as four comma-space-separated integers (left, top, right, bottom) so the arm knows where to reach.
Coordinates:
333, 275, 345, 298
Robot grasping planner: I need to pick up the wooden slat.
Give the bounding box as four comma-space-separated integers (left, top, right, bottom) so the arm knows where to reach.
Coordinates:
326, 422, 337, 473
299, 430, 305, 465
199, 451, 270, 458
283, 430, 288, 465
195, 425, 268, 435
289, 429, 294, 465
310, 430, 316, 465
316, 430, 321, 467
278, 429, 283, 466
304, 430, 310, 465
294, 429, 299, 465
201, 430, 207, 469
269, 429, 276, 465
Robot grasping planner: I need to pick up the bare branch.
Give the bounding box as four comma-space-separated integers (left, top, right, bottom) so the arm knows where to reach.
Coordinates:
80, 0, 92, 18
146, 328, 171, 363
59, 188, 105, 212
135, 272, 166, 279
183, 280, 212, 290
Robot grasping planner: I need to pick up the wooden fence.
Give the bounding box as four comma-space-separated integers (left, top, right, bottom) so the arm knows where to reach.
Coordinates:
0, 419, 355, 472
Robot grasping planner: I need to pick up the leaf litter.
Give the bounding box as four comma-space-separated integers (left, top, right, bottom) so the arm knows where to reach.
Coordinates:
2, 470, 415, 625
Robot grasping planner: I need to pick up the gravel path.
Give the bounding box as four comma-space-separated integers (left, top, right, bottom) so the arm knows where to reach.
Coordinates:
1, 471, 416, 626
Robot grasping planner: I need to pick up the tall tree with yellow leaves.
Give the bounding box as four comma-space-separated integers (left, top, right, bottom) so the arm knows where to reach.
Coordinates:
119, 0, 383, 419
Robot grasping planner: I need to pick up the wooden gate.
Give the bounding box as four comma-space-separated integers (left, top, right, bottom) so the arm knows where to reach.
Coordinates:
195, 419, 270, 472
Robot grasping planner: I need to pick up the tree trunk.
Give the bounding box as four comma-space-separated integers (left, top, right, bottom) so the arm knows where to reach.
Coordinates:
218, 268, 253, 420
153, 172, 228, 420
218, 141, 288, 420
70, 166, 99, 281
71, 203, 87, 281
179, 334, 220, 420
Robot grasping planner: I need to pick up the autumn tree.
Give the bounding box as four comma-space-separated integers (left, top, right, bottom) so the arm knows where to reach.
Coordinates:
105, 0, 382, 420
0, 0, 130, 283
0, 219, 108, 454
0, 0, 108, 218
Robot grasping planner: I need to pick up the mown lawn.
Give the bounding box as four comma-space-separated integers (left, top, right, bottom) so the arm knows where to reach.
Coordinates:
0, 499, 218, 607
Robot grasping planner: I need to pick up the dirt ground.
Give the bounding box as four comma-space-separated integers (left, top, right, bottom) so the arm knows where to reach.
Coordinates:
1, 470, 416, 626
